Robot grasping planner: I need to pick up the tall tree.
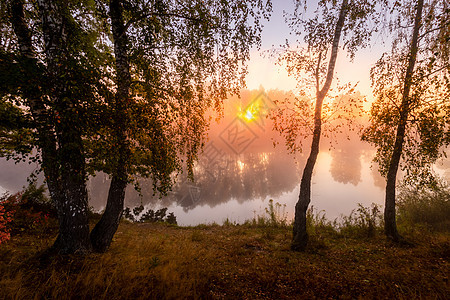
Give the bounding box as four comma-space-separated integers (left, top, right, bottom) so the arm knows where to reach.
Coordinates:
362, 0, 449, 241
89, 0, 132, 252
1, 0, 271, 253
36, 0, 92, 253
291, 0, 348, 251
90, 0, 272, 252
272, 0, 383, 250
2, 0, 114, 253
7, 0, 59, 203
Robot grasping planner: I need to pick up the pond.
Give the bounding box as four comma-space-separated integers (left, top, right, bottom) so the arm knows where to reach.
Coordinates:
1, 91, 448, 226
106, 140, 388, 226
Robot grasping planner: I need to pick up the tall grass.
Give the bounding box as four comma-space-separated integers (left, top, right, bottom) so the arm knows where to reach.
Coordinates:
244, 199, 289, 228
397, 181, 450, 233
339, 203, 383, 238
241, 200, 384, 240
305, 203, 383, 239
0, 191, 448, 299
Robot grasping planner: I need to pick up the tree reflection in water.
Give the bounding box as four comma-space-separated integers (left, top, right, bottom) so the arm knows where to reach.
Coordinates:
173, 150, 301, 211
1, 89, 447, 222
87, 148, 302, 212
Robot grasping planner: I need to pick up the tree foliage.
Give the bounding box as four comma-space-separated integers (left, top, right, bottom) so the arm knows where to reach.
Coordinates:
89, 0, 273, 193
0, 0, 272, 253
270, 0, 386, 153
362, 0, 450, 186
270, 0, 386, 251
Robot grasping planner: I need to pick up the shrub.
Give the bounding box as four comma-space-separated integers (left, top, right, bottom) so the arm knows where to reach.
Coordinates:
245, 199, 289, 228
338, 203, 383, 238
0, 202, 13, 244
397, 181, 450, 232
303, 204, 383, 239
265, 199, 288, 227
166, 212, 177, 225
123, 205, 177, 225
305, 206, 338, 243
21, 183, 55, 215
306, 206, 331, 231
0, 183, 54, 237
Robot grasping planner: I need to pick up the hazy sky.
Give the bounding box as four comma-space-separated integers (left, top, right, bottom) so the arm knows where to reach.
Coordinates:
245, 0, 387, 101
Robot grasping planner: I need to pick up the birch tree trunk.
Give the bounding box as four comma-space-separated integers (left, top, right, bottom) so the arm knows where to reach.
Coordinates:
90, 0, 131, 252
291, 0, 348, 251
37, 0, 91, 254
384, 0, 423, 242
10, 0, 61, 205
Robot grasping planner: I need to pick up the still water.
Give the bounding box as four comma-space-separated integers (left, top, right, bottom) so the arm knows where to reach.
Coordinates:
0, 134, 430, 226
1, 91, 448, 225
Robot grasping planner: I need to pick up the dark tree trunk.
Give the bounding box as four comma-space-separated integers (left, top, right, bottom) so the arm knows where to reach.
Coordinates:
52, 172, 90, 253
292, 103, 322, 251
37, 0, 91, 254
10, 0, 61, 202
384, 0, 423, 242
291, 0, 348, 251
90, 0, 131, 252
90, 175, 127, 252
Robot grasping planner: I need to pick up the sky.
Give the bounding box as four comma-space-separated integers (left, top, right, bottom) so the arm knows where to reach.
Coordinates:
245, 0, 387, 101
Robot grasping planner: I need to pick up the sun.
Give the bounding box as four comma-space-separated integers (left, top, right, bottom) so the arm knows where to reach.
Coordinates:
244, 109, 255, 121
239, 102, 260, 122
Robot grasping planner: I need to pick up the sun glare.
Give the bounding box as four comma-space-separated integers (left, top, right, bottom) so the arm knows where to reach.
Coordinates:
245, 109, 255, 121
239, 102, 261, 122
237, 160, 245, 172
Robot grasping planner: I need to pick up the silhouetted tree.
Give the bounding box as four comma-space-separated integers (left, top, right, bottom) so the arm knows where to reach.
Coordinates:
272, 0, 385, 250
0, 0, 272, 253
3, 0, 109, 253
89, 0, 272, 252
362, 0, 449, 242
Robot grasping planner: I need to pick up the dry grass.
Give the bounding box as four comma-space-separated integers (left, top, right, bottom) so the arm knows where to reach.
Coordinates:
0, 221, 448, 299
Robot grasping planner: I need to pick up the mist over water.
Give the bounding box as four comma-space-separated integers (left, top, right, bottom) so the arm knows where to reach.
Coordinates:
85, 134, 388, 225
1, 90, 448, 225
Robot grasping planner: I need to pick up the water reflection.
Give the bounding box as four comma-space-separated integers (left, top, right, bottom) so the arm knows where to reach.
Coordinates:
1, 89, 447, 225
87, 148, 302, 212
330, 139, 362, 186
173, 150, 301, 211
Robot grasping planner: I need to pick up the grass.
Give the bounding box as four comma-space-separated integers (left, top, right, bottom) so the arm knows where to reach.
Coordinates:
0, 218, 448, 299
1, 188, 448, 299
397, 182, 450, 233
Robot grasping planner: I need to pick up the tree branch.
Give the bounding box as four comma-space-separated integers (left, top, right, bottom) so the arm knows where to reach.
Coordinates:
125, 10, 207, 33
319, 0, 348, 97
315, 51, 322, 95
418, 22, 450, 41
